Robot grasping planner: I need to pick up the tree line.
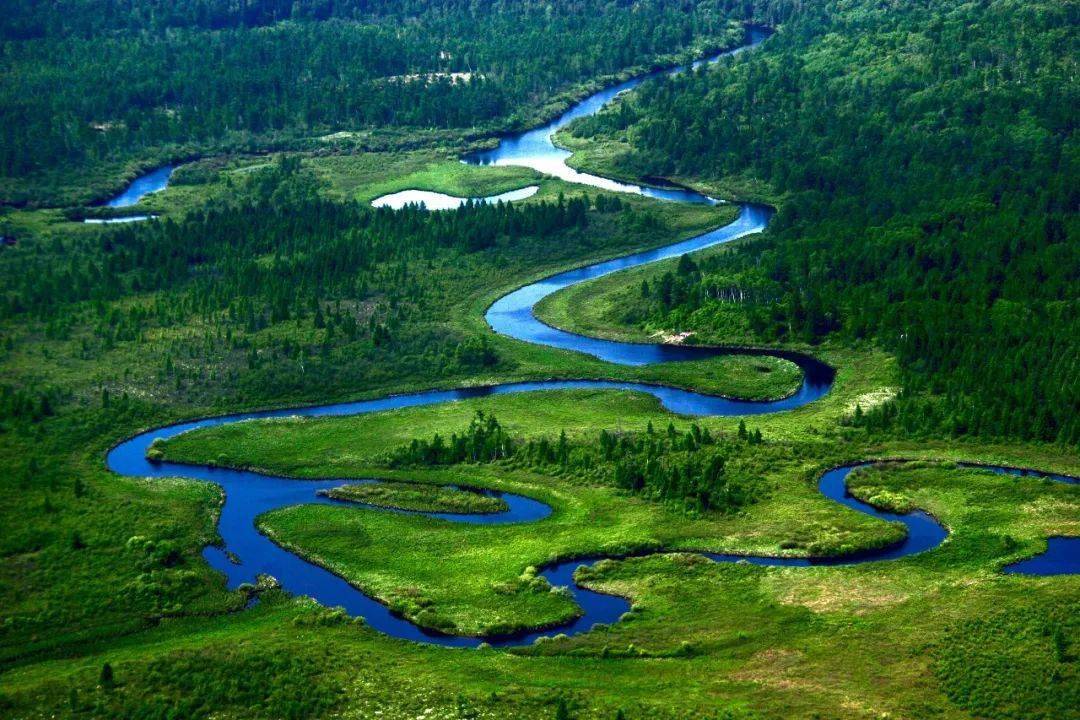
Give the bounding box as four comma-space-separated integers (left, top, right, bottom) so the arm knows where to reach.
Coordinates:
0, 157, 591, 322
0, 156, 647, 425
390, 411, 768, 514
0, 0, 746, 194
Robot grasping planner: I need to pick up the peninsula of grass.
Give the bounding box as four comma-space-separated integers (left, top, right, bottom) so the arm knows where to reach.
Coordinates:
533, 238, 756, 346
319, 481, 510, 515
307, 151, 544, 203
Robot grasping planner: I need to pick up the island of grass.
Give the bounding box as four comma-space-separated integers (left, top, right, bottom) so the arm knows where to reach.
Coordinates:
319, 481, 510, 515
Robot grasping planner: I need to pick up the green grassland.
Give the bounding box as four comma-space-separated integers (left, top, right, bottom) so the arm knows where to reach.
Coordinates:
156, 378, 1079, 635
535, 228, 763, 345
308, 152, 543, 203
535, 242, 688, 343
1, 147, 727, 250
2, 117, 1075, 720
0, 152, 762, 415
0, 149, 793, 671
123, 165, 1080, 716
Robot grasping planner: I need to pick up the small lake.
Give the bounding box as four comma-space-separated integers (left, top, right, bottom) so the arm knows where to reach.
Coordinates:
371, 185, 539, 210
84, 214, 157, 224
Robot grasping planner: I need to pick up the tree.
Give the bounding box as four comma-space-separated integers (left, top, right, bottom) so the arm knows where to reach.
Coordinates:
99, 662, 114, 689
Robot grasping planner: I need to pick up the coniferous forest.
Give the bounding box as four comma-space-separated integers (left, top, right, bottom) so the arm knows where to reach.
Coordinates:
0, 0, 745, 204
0, 1, 1077, 719
566, 0, 1078, 445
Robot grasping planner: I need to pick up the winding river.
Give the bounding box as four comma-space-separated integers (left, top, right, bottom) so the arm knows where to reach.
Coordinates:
107, 28, 1076, 648
83, 165, 175, 224
102, 165, 174, 208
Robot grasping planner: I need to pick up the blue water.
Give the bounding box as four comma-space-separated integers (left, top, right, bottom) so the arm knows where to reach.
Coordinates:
959, 464, 1077, 575
485, 203, 793, 367
1005, 537, 1080, 576
371, 186, 540, 210
102, 165, 175, 207
958, 462, 1078, 486
105, 27, 1076, 647
463, 26, 772, 205
84, 214, 157, 225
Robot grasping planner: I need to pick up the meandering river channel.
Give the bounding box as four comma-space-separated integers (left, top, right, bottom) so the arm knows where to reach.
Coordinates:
106, 28, 1076, 647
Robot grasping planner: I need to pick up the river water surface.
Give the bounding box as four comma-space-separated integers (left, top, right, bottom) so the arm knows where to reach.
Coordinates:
103, 165, 174, 207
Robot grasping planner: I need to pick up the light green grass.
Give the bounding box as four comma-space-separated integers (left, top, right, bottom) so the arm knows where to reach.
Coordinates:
307, 152, 542, 202
159, 383, 1079, 640
534, 236, 754, 344
87, 423, 1076, 719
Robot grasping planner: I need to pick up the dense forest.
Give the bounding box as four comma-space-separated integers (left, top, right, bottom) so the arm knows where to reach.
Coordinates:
568, 0, 1079, 445
0, 158, 592, 321
0, 157, 637, 421
0, 0, 748, 200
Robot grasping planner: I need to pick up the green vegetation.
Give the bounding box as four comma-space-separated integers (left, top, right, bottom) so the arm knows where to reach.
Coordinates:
0, 154, 755, 419
321, 481, 510, 515
385, 410, 766, 514
312, 152, 543, 203
0, 0, 746, 204
4, 390, 1080, 713
536, 239, 765, 345
0, 0, 1077, 718
148, 406, 1079, 712
74, 645, 344, 719
0, 141, 774, 667
934, 603, 1079, 720
562, 0, 1078, 446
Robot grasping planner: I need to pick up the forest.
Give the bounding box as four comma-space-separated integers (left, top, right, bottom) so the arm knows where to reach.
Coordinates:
565, 0, 1078, 445
0, 156, 653, 424
0, 0, 746, 202
389, 410, 766, 513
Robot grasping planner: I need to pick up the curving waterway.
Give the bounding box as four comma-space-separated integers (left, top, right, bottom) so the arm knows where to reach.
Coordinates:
107, 28, 1076, 647
102, 165, 174, 208
83, 164, 175, 224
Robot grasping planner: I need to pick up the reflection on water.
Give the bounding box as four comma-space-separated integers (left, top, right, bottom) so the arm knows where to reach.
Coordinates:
463, 27, 773, 205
